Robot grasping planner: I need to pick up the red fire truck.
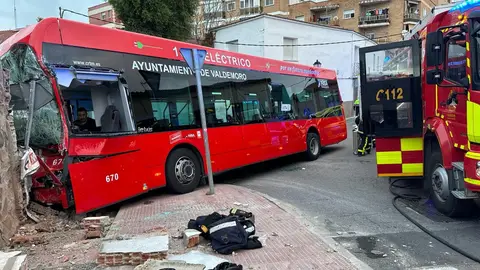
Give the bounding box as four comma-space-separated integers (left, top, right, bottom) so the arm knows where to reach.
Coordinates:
0, 18, 347, 214
359, 1, 480, 217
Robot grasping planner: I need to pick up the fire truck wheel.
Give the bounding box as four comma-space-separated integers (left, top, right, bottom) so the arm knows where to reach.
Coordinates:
306, 132, 321, 161
166, 148, 201, 194
427, 151, 474, 217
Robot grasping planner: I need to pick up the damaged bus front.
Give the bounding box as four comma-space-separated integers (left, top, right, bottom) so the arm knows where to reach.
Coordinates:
1, 44, 67, 211
2, 43, 134, 213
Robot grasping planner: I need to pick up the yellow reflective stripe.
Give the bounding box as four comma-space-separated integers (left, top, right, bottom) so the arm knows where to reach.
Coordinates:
465, 178, 480, 185
467, 58, 471, 68
378, 173, 423, 177
467, 42, 470, 51
377, 151, 402, 165
446, 121, 449, 126
400, 137, 423, 151
468, 74, 471, 84
402, 163, 423, 174
435, 85, 439, 116
454, 143, 459, 147
449, 131, 453, 137
461, 145, 466, 150
466, 151, 480, 160
467, 101, 480, 143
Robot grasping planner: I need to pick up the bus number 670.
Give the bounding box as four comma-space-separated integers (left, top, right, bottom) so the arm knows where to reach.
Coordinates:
106, 173, 119, 183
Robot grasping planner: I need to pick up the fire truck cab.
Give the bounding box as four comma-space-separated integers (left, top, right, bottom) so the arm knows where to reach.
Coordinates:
359, 1, 480, 217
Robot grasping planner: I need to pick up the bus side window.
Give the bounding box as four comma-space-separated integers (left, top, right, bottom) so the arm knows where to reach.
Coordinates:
234, 79, 270, 124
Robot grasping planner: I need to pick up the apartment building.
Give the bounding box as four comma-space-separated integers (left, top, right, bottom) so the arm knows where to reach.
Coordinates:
87, 2, 124, 29
199, 0, 454, 43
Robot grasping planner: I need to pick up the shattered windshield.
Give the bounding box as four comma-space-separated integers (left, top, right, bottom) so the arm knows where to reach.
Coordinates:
0, 45, 62, 148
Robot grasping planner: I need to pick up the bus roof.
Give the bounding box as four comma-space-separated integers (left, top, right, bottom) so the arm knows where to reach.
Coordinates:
0, 17, 336, 80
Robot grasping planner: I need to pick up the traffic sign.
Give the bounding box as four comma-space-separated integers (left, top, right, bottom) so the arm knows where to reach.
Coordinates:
179, 47, 214, 195
180, 48, 207, 71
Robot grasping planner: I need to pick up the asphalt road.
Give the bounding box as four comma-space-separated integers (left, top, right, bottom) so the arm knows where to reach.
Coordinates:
216, 119, 480, 270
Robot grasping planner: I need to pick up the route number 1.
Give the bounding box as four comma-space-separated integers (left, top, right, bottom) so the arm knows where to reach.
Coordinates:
106, 173, 119, 183
376, 88, 404, 101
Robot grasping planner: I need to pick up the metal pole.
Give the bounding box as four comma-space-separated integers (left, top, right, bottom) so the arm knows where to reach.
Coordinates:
13, 0, 17, 29
192, 49, 215, 195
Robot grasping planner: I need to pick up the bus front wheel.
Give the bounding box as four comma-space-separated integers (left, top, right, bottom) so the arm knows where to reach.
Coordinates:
306, 132, 321, 161
166, 148, 201, 194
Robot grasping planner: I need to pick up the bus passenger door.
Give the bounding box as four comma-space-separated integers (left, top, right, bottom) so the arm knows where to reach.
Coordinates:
359, 40, 423, 177
53, 66, 144, 214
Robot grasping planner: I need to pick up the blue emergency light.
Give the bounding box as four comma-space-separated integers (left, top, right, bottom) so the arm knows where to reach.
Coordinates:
451, 0, 480, 12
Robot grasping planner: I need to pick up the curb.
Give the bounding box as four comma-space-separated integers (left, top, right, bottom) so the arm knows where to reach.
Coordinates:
232, 185, 374, 270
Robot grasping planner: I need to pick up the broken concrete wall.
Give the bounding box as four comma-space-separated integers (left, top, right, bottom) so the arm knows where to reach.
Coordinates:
0, 68, 23, 247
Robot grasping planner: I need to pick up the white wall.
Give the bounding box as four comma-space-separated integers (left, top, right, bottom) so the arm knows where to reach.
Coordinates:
214, 16, 376, 104
214, 18, 265, 57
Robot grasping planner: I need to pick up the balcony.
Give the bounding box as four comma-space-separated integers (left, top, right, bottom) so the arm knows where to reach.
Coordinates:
240, 6, 261, 15
404, 13, 420, 23
359, 0, 391, 6
315, 19, 340, 27
310, 4, 340, 12
359, 14, 390, 28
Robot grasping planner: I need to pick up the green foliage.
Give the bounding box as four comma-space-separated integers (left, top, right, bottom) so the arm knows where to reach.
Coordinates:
108, 0, 198, 41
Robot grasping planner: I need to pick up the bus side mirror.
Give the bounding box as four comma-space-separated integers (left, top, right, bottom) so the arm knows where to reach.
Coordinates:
426, 31, 445, 67
426, 69, 444, 85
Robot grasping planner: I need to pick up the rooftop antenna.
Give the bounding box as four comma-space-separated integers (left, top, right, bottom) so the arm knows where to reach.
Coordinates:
13, 0, 18, 29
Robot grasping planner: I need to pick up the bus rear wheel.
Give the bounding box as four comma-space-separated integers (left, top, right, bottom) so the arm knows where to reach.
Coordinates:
306, 132, 321, 161
427, 150, 474, 217
166, 148, 201, 194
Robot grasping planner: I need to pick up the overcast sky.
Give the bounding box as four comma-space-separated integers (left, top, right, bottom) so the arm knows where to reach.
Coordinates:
0, 0, 104, 30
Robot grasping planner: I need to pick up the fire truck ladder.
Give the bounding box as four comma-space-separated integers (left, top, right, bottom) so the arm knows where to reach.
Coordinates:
403, 3, 457, 40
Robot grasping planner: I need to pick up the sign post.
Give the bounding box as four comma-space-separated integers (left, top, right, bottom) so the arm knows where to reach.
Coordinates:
180, 48, 215, 195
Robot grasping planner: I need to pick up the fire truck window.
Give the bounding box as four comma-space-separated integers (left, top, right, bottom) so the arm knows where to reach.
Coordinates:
397, 102, 413, 128
445, 40, 467, 84
365, 46, 414, 82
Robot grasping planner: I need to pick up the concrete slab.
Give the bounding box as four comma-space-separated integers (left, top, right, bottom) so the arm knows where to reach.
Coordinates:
168, 251, 229, 270
0, 251, 27, 270
134, 259, 205, 270
101, 235, 168, 254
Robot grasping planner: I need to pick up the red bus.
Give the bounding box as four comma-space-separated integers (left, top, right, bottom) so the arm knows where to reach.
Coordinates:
0, 18, 347, 214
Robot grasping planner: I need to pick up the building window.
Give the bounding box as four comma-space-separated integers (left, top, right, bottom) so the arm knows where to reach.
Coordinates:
265, 0, 274, 6
295, 15, 305, 21
227, 40, 239, 52
423, 8, 427, 17
204, 0, 224, 13
240, 0, 259, 9
283, 37, 298, 61
107, 10, 112, 18
366, 32, 375, 39
343, 9, 354, 19
226, 0, 236, 11
101, 12, 106, 20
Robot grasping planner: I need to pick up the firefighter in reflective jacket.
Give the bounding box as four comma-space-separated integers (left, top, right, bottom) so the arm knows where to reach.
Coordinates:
355, 100, 371, 156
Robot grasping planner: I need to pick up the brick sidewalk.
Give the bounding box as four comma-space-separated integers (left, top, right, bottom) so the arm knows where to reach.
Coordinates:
105, 184, 368, 270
